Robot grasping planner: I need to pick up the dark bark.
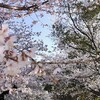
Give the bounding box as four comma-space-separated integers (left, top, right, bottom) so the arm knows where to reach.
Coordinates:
0, 90, 9, 100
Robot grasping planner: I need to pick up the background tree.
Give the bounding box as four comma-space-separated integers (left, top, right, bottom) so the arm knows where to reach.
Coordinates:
52, 0, 100, 98
0, 0, 100, 100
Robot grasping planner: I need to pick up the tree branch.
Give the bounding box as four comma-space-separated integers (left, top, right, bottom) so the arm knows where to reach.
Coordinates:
82, 19, 97, 51
67, 4, 92, 42
88, 87, 100, 96
68, 44, 95, 55
0, 0, 48, 11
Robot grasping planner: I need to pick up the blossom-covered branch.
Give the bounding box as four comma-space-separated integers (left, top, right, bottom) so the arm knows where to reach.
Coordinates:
0, 0, 48, 11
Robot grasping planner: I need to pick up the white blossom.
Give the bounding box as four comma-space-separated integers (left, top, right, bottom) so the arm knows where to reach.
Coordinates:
0, 46, 5, 62
53, 67, 62, 75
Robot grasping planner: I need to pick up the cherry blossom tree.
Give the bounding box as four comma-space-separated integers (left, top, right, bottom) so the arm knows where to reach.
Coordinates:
0, 0, 64, 99
0, 0, 100, 100
51, 0, 100, 99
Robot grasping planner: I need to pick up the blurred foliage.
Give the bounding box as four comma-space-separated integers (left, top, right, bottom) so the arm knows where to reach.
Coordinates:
76, 2, 100, 21
81, 4, 100, 21
95, 98, 100, 100
49, 78, 100, 100
44, 84, 54, 92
